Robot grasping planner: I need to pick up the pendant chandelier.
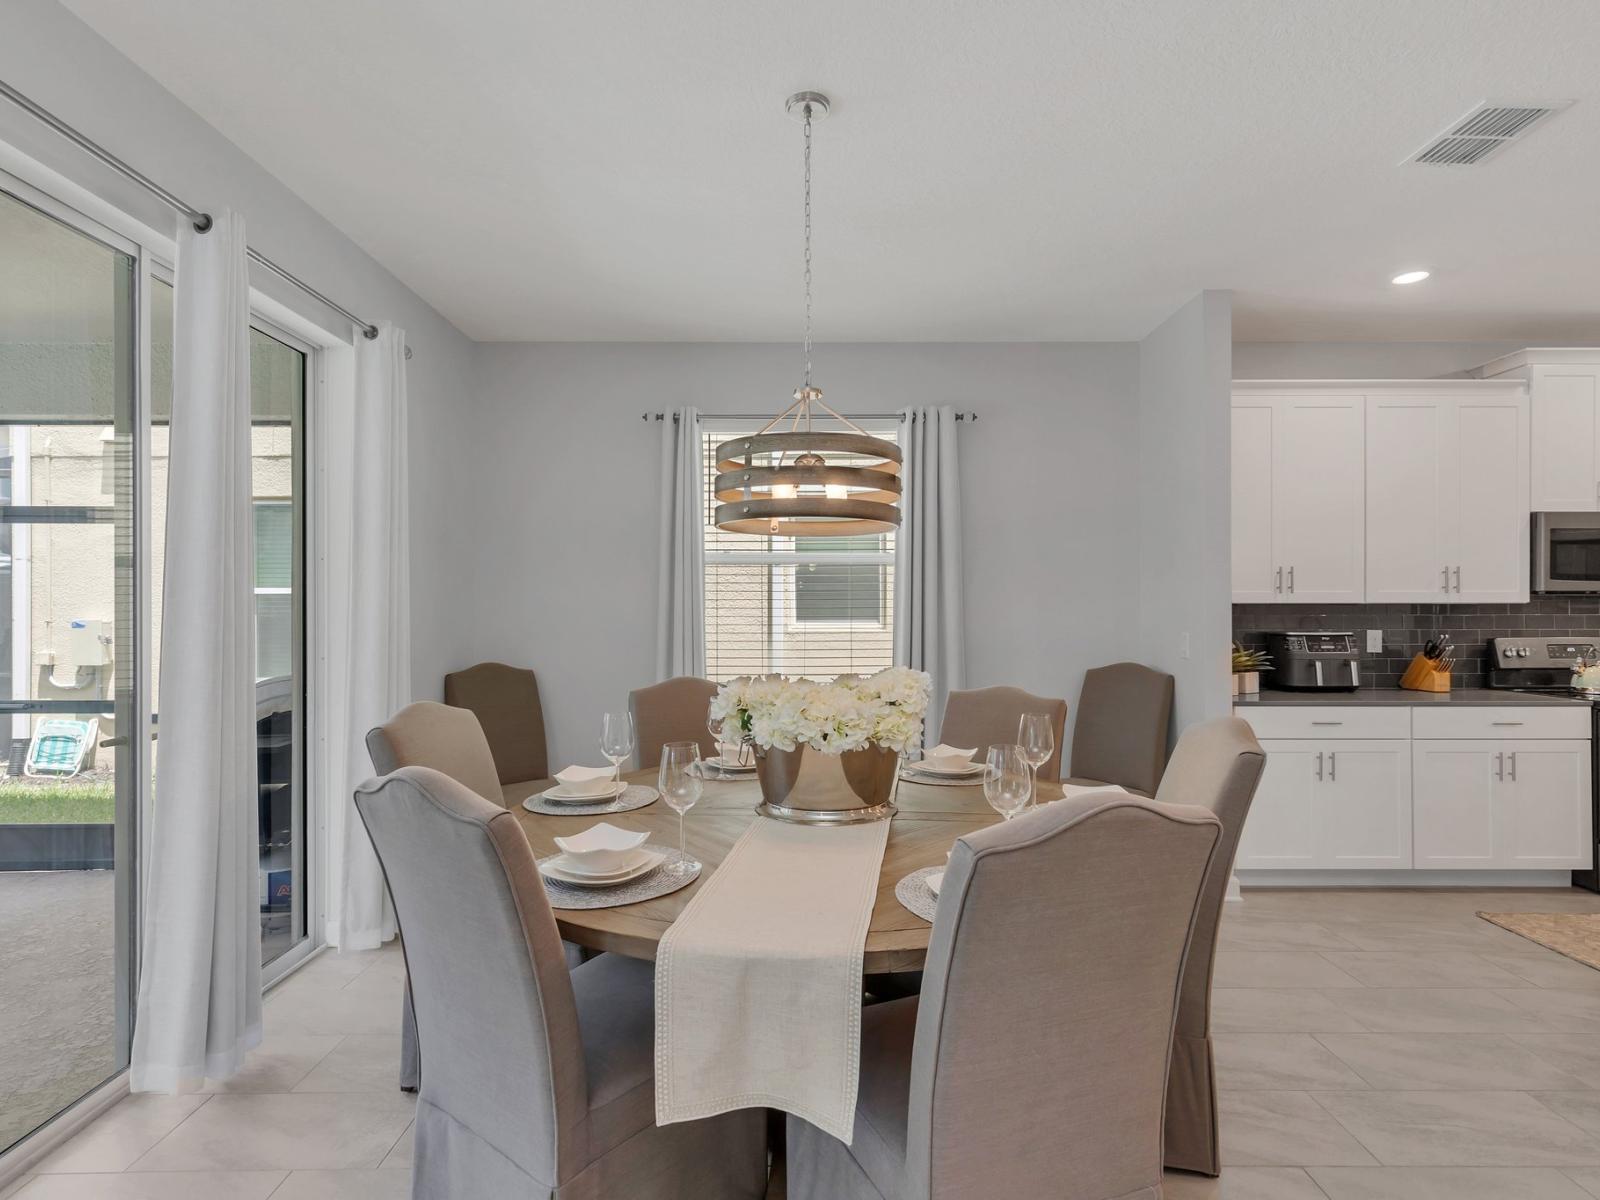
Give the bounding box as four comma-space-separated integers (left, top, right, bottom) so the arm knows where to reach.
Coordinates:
713, 92, 903, 538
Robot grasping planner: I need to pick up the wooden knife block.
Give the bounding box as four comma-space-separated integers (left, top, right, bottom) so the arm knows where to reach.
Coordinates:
1400, 654, 1451, 693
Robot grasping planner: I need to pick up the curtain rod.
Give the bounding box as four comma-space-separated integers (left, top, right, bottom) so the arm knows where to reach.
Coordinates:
0, 77, 398, 352
642, 411, 976, 422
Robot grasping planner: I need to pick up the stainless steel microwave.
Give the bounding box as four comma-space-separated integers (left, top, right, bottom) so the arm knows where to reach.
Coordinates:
1535, 512, 1600, 593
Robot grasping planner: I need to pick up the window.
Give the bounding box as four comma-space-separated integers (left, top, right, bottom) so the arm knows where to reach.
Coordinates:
702, 420, 896, 680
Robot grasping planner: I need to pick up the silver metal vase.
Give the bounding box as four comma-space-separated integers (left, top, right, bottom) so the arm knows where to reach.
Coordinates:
753, 741, 900, 825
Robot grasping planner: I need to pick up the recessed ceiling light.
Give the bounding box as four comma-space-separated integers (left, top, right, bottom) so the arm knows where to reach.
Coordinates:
1392, 270, 1431, 285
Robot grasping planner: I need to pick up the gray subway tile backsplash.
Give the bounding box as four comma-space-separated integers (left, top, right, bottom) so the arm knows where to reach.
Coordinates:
1233, 597, 1600, 690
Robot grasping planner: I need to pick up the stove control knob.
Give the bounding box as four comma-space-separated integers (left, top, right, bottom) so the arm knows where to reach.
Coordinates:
1503, 646, 1517, 657
1517, 648, 1531, 658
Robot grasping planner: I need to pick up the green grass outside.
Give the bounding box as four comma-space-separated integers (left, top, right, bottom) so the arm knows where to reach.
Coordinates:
0, 781, 116, 824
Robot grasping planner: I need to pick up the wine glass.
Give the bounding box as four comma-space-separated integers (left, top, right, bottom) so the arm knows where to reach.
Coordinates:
600, 711, 635, 799
983, 744, 1033, 822
658, 741, 703, 878
1017, 713, 1054, 805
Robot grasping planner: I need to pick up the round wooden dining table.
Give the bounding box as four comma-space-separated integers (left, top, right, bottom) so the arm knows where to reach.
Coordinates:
508, 767, 1068, 973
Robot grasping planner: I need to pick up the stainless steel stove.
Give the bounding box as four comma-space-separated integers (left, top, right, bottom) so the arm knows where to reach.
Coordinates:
1486, 636, 1600, 891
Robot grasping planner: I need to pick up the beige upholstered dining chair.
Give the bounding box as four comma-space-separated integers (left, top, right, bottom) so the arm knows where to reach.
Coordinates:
1155, 717, 1266, 1177
355, 766, 768, 1199
630, 675, 718, 769
443, 661, 550, 795
787, 790, 1222, 1200
365, 701, 507, 1093
1065, 662, 1176, 797
938, 685, 1068, 781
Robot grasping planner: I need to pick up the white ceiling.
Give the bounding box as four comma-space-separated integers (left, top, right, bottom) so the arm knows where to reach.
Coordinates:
58, 0, 1600, 343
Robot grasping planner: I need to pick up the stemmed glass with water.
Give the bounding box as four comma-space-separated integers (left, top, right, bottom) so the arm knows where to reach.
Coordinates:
600, 712, 635, 805
658, 741, 703, 879
983, 744, 1033, 821
1016, 713, 1055, 807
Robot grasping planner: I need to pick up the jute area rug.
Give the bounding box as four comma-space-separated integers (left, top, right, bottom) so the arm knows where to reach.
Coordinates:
1478, 912, 1600, 971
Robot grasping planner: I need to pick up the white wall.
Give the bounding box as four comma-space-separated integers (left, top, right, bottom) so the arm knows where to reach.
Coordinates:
1139, 292, 1234, 740
1233, 341, 1532, 381
468, 342, 1141, 766
1, 0, 477, 689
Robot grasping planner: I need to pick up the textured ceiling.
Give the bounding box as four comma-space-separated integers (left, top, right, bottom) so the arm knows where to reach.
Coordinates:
59, 0, 1600, 343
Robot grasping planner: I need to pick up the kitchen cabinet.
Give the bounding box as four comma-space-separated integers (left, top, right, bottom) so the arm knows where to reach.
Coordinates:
1232, 380, 1527, 605
1476, 350, 1600, 512
1364, 388, 1529, 603
1413, 739, 1591, 870
1235, 737, 1411, 871
1230, 392, 1365, 604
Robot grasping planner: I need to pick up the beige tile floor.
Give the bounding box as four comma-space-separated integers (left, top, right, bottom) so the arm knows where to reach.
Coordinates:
13, 887, 1600, 1198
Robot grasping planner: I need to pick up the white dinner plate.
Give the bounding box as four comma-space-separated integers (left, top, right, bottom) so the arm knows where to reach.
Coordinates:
540, 780, 628, 803
909, 760, 983, 778
539, 849, 665, 888
703, 756, 757, 773
925, 870, 945, 897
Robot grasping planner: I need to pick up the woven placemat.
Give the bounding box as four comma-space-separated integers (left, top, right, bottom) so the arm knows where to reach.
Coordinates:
536, 843, 700, 910
521, 784, 658, 816
894, 865, 944, 923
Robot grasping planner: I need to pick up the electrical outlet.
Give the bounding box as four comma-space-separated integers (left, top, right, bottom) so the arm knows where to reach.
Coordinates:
1366, 629, 1383, 654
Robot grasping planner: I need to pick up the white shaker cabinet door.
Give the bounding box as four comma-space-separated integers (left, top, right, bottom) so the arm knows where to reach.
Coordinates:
1498, 740, 1592, 870
1231, 400, 1278, 602
1235, 741, 1320, 868
1365, 394, 1453, 602
1317, 742, 1411, 869
1273, 397, 1365, 603
1529, 366, 1600, 512
1412, 741, 1499, 869
1450, 396, 1529, 602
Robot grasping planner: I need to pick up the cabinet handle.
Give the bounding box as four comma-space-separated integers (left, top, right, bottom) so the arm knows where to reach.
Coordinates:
1275, 566, 1283, 594
1509, 751, 1517, 781
1328, 751, 1336, 781
1310, 720, 1344, 725
1491, 721, 1524, 726
1441, 566, 1450, 592
1454, 565, 1462, 593
1495, 751, 1504, 780
1315, 751, 1324, 781
1287, 565, 1295, 594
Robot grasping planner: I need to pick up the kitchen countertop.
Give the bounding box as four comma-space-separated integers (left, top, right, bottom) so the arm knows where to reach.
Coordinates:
1234, 687, 1592, 708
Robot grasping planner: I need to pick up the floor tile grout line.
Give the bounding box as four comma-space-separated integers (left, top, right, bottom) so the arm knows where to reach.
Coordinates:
114, 1092, 214, 1175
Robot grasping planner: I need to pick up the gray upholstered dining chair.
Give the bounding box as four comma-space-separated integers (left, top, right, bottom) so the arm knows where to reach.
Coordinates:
787, 790, 1222, 1200
629, 675, 718, 769
938, 685, 1068, 781
1155, 717, 1266, 1177
355, 766, 768, 1199
1065, 662, 1176, 797
444, 661, 551, 803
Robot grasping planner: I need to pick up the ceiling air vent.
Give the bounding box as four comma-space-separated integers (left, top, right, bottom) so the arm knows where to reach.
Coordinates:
1406, 100, 1572, 166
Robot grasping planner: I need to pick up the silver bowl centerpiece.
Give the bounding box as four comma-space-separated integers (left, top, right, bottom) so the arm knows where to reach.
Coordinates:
708, 668, 931, 826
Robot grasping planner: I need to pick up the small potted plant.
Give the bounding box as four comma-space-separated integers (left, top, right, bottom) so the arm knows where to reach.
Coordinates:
1231, 644, 1271, 696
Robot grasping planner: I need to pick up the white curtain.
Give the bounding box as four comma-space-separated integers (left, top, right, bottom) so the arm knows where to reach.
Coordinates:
131, 209, 260, 1091
333, 325, 411, 949
655, 406, 705, 679
894, 406, 966, 739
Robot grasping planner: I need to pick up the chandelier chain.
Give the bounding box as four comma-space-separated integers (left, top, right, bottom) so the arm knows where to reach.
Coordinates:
802, 104, 813, 396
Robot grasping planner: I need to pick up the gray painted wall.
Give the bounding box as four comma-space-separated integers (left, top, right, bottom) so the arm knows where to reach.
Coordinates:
468, 342, 1142, 766
1139, 292, 1234, 739
3, 0, 478, 689
1233, 341, 1534, 381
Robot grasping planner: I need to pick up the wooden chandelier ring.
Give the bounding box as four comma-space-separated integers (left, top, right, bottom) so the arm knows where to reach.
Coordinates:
713, 431, 904, 468
713, 465, 903, 505
714, 496, 902, 536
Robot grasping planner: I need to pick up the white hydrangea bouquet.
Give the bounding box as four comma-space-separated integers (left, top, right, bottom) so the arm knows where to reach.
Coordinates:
709, 666, 932, 756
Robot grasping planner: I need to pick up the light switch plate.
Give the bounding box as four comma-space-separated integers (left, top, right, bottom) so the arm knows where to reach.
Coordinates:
1366, 629, 1383, 653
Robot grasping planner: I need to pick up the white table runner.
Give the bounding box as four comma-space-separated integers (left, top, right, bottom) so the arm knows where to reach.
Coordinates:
654, 815, 890, 1141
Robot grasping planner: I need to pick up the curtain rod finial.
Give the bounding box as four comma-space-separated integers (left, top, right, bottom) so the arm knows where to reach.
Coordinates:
192, 213, 213, 233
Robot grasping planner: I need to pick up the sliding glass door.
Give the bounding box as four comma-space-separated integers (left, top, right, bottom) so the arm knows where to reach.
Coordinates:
0, 185, 139, 1153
